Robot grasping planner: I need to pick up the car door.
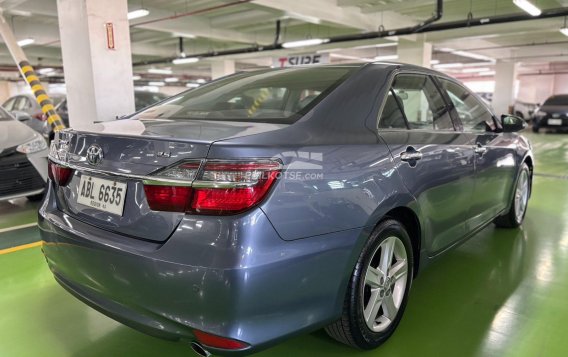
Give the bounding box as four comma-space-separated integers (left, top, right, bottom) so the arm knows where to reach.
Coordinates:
438, 77, 518, 230
378, 73, 476, 254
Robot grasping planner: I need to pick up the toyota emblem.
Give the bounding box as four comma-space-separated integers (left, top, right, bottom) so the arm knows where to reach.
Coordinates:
86, 144, 104, 166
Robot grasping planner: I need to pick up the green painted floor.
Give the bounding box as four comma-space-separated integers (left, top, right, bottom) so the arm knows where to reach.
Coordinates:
1, 132, 568, 356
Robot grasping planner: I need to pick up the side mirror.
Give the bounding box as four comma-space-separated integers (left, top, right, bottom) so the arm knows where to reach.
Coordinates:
12, 110, 32, 122
501, 114, 527, 133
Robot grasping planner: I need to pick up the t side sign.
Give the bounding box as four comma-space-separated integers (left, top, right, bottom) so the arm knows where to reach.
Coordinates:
273, 53, 329, 68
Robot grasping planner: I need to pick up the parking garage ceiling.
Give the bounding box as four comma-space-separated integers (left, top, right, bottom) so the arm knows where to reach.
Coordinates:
0, 0, 566, 80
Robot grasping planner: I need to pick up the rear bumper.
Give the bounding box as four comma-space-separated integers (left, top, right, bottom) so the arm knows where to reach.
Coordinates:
39, 184, 361, 355
534, 117, 568, 129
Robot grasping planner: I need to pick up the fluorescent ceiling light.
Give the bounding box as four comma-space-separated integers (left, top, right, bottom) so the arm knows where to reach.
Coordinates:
452, 50, 495, 62
10, 10, 32, 17
434, 63, 464, 69
165, 77, 179, 83
132, 75, 141, 80
148, 81, 165, 86
374, 55, 399, 61
17, 38, 34, 47
37, 67, 54, 75
173, 33, 196, 39
196, 79, 206, 84
462, 67, 491, 73
561, 27, 568, 37
281, 38, 329, 49
148, 68, 172, 75
172, 57, 199, 65
430, 59, 440, 65
353, 43, 398, 50
186, 83, 200, 88
128, 9, 150, 20
479, 71, 496, 76
513, 0, 541, 16
330, 53, 374, 62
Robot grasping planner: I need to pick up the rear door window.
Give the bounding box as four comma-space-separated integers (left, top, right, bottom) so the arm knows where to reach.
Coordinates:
391, 74, 454, 131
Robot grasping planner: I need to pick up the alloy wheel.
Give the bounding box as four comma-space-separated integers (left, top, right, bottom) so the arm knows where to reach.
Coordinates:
514, 170, 529, 223
362, 236, 408, 333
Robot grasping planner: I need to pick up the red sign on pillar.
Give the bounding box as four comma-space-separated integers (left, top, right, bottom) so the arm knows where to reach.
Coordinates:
105, 23, 115, 50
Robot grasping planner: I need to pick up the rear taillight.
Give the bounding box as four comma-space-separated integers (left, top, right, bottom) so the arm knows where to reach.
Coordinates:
192, 161, 281, 214
48, 161, 73, 186
143, 159, 281, 215
143, 185, 192, 212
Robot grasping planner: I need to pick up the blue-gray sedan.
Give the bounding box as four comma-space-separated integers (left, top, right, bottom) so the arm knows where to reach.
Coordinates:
40, 63, 533, 356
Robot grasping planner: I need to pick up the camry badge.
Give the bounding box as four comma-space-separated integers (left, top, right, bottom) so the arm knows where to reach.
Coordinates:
86, 144, 104, 166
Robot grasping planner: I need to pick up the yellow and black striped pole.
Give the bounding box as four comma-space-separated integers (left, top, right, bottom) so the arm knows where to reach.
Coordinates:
0, 13, 65, 132
19, 60, 65, 131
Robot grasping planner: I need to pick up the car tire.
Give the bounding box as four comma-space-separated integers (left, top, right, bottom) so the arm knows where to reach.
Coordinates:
494, 163, 531, 228
26, 193, 44, 202
325, 219, 413, 349
532, 125, 539, 133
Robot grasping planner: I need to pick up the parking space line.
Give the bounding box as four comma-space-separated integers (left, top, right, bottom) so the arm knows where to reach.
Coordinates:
0, 222, 37, 234
534, 173, 568, 180
0, 241, 42, 255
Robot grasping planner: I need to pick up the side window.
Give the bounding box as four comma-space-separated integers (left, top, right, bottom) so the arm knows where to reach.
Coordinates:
378, 90, 407, 129
439, 78, 495, 132
392, 74, 454, 131
15, 97, 30, 111
3, 97, 15, 111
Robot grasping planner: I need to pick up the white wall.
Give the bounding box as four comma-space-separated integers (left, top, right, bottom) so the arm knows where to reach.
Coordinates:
517, 74, 555, 104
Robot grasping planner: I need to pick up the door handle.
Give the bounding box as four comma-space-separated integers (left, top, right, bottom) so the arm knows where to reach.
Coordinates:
474, 144, 487, 155
400, 146, 423, 166
400, 151, 423, 161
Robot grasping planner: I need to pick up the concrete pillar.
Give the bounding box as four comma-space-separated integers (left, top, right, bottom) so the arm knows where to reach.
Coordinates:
57, 0, 135, 128
492, 61, 518, 116
397, 36, 432, 67
211, 60, 235, 80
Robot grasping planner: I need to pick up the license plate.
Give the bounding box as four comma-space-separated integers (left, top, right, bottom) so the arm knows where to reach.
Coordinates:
77, 175, 127, 216
548, 119, 562, 126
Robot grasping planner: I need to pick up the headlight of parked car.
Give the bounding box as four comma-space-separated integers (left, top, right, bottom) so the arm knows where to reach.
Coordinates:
534, 110, 547, 118
16, 134, 48, 154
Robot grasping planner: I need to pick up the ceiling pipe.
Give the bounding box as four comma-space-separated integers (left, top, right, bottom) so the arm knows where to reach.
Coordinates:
274, 20, 281, 47
133, 3, 568, 67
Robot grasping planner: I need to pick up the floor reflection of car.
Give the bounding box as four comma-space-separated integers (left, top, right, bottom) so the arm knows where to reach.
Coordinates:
0, 107, 48, 202
40, 91, 167, 140
532, 94, 568, 133
2, 93, 64, 136
41, 63, 533, 356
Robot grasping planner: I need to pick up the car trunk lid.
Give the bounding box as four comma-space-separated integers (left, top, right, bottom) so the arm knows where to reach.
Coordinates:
50, 118, 286, 242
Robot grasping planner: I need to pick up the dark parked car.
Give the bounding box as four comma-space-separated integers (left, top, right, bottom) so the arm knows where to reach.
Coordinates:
532, 94, 568, 132
40, 63, 532, 356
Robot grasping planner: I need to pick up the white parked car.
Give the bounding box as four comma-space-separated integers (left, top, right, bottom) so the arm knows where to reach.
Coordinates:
513, 100, 538, 121
0, 107, 49, 201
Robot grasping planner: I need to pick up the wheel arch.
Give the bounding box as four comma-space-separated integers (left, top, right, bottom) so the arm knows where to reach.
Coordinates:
384, 206, 422, 278
522, 154, 534, 196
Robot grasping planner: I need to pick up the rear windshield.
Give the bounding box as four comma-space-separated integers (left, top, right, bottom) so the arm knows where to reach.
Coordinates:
543, 95, 568, 106
132, 67, 355, 124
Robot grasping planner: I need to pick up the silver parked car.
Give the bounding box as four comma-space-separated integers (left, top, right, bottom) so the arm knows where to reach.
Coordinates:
0, 107, 48, 201
2, 93, 64, 137
40, 63, 532, 356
